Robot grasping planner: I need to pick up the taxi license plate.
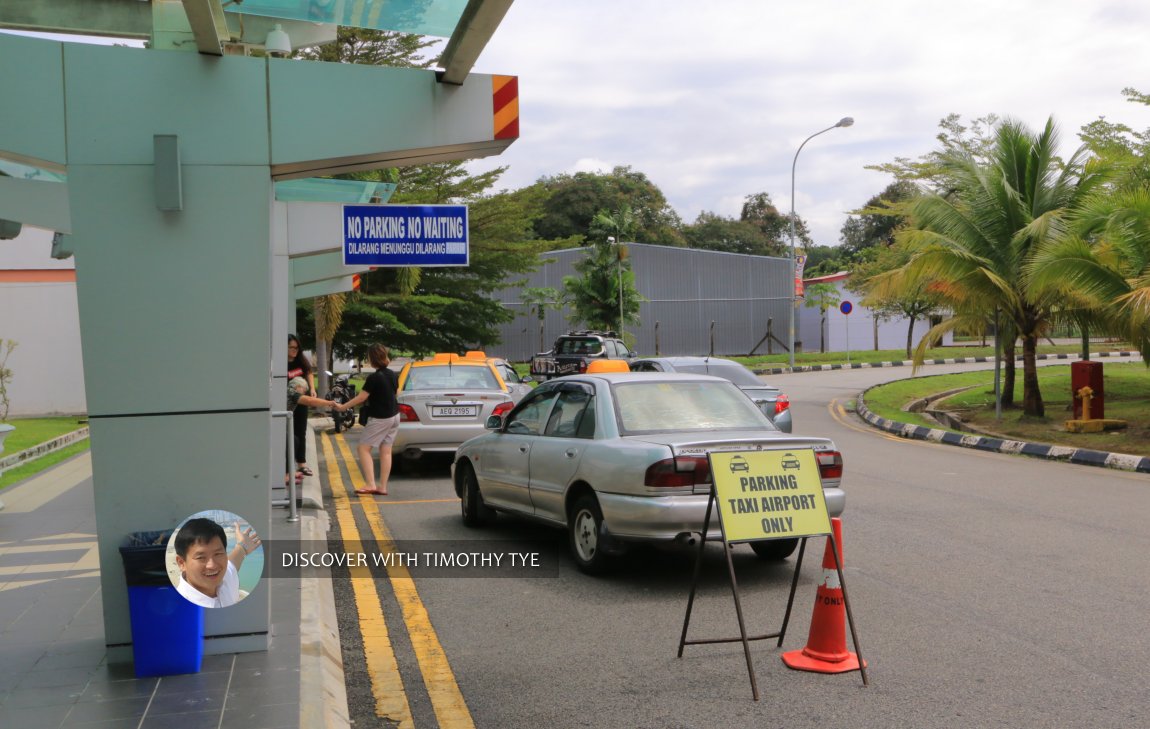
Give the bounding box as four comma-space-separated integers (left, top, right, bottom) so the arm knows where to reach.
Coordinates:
431, 405, 478, 417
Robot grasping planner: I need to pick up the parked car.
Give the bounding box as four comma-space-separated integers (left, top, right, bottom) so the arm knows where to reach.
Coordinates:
452, 372, 844, 573
486, 357, 534, 403
393, 353, 516, 461
629, 356, 792, 432
530, 330, 636, 380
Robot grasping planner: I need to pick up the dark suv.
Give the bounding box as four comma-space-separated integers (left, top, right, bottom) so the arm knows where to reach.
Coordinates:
529, 331, 636, 380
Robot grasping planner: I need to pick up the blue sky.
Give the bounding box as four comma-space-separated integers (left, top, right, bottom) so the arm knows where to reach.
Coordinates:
466, 0, 1150, 246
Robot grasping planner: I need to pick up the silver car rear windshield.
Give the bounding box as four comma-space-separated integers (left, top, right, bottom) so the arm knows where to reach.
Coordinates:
403, 365, 500, 391
612, 380, 768, 433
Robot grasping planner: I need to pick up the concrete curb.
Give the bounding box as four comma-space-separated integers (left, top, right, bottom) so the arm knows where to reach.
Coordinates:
854, 385, 1150, 474
752, 349, 1140, 376
0, 426, 89, 472
300, 418, 352, 729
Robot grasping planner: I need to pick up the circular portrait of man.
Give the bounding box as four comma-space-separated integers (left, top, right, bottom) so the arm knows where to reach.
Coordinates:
166, 510, 263, 608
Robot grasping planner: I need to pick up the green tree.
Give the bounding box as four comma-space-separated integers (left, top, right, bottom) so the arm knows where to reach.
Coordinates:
297, 27, 436, 67
1026, 187, 1150, 362
1025, 88, 1150, 361
1028, 90, 1150, 361
803, 244, 851, 277
519, 286, 562, 352
848, 241, 944, 358
803, 283, 840, 353
867, 113, 1001, 190
563, 209, 643, 335
839, 180, 919, 258
532, 167, 685, 246
1078, 88, 1150, 160
681, 212, 771, 255
887, 117, 1111, 416
740, 192, 807, 255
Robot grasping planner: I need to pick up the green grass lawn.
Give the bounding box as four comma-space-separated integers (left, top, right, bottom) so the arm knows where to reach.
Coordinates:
0, 416, 90, 491
1, 417, 88, 453
861, 363, 1150, 457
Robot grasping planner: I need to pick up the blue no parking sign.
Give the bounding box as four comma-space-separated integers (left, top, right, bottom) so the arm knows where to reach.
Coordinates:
839, 300, 853, 315
343, 204, 469, 267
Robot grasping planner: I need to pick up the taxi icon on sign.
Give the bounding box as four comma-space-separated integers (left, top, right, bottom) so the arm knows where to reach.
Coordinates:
729, 455, 750, 473
781, 453, 802, 471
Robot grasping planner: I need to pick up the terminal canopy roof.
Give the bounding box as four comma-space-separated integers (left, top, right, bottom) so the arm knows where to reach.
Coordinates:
0, 0, 511, 82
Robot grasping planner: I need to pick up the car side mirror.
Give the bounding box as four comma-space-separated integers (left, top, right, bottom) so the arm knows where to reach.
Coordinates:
522, 375, 534, 383
485, 415, 503, 430
628, 352, 637, 358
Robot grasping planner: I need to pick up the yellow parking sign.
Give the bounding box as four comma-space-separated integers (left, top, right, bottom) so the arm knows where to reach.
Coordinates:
708, 449, 831, 543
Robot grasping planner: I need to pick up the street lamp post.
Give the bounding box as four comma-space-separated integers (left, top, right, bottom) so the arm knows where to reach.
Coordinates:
788, 116, 854, 371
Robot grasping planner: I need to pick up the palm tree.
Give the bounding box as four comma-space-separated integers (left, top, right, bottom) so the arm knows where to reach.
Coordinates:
562, 207, 642, 337
1027, 186, 1150, 358
887, 117, 1111, 417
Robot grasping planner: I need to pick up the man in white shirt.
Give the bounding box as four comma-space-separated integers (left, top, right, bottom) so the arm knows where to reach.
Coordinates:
173, 518, 260, 608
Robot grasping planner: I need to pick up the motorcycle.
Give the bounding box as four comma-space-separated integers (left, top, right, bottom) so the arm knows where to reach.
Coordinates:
325, 371, 358, 433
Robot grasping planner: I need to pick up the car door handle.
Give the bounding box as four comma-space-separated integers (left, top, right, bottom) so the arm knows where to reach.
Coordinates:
565, 449, 578, 458
519, 445, 529, 453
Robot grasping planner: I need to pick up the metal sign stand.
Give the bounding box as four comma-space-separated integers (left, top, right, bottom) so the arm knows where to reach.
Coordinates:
677, 484, 804, 700
677, 482, 868, 700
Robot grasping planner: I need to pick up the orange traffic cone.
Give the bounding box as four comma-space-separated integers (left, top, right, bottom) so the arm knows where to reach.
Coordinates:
782, 517, 865, 673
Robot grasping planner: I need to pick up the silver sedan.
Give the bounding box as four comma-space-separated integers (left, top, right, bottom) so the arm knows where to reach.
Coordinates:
629, 356, 793, 432
452, 372, 844, 573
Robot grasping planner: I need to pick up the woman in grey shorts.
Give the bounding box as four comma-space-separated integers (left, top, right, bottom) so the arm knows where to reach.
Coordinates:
341, 344, 400, 495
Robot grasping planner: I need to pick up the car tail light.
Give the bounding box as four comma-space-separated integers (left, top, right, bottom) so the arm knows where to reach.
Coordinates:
817, 450, 843, 480
644, 455, 711, 488
398, 404, 419, 422
775, 393, 790, 415
491, 401, 514, 417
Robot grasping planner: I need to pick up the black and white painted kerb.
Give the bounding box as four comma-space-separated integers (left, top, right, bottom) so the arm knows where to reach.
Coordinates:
854, 387, 1150, 474
754, 349, 1138, 376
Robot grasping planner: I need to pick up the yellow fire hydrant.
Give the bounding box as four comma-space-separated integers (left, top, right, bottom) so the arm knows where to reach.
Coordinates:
1076, 386, 1094, 421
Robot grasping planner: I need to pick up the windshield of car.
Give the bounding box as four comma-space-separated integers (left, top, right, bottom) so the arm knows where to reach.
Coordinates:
403, 365, 500, 391
673, 362, 763, 387
556, 338, 603, 355
611, 380, 769, 433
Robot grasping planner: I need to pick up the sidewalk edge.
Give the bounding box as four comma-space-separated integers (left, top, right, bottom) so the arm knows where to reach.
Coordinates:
753, 349, 1140, 376
854, 387, 1150, 474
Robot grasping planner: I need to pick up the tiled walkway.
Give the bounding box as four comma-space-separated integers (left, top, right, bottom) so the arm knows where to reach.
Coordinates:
0, 451, 315, 729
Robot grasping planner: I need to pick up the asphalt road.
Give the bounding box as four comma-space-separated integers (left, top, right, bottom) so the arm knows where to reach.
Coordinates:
328, 361, 1150, 729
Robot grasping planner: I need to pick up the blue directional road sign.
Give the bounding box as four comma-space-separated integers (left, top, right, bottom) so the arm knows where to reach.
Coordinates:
343, 204, 469, 267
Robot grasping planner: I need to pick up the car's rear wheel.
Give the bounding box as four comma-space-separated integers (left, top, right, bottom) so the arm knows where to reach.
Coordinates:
568, 494, 609, 574
750, 538, 799, 561
459, 462, 494, 527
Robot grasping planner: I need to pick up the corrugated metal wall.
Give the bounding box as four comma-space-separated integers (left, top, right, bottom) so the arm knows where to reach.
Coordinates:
492, 243, 792, 361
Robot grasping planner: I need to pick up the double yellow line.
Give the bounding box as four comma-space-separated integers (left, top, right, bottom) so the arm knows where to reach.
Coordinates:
320, 432, 475, 729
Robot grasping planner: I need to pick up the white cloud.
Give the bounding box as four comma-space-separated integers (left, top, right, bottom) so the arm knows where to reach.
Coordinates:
468, 0, 1150, 245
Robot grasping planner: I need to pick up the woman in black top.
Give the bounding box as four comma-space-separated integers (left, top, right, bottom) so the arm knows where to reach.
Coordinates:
287, 334, 317, 479
341, 344, 400, 495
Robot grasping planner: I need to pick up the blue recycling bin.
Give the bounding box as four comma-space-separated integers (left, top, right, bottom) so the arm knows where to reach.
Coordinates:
120, 531, 204, 678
